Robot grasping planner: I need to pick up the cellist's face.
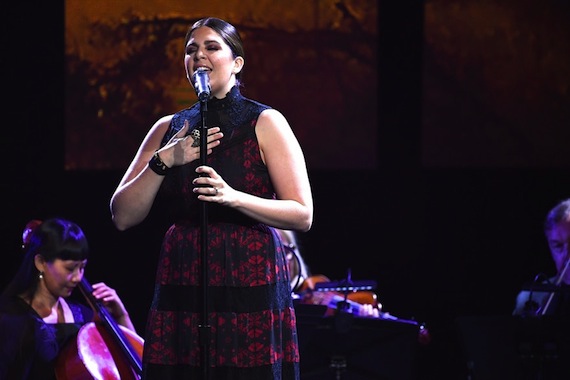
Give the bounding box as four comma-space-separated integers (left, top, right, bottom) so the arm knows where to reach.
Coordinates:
37, 257, 87, 298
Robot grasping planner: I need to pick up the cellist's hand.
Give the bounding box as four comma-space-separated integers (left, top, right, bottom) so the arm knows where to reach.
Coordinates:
91, 282, 136, 332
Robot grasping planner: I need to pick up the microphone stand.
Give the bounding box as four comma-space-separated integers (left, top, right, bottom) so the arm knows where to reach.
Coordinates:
197, 97, 211, 380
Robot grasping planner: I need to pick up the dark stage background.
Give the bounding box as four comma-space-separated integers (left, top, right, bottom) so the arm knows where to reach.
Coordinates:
2, 1, 570, 379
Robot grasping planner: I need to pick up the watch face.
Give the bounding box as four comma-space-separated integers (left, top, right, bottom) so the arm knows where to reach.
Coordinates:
156, 154, 167, 170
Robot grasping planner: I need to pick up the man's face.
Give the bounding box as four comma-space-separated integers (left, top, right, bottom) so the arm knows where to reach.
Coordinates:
547, 218, 570, 282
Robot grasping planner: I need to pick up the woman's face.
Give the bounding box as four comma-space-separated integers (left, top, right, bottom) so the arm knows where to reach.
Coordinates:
184, 26, 243, 99
36, 257, 87, 299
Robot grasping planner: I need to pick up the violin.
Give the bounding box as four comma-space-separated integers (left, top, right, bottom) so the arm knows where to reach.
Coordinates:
298, 274, 379, 317
540, 256, 570, 315
55, 278, 144, 380
296, 274, 431, 344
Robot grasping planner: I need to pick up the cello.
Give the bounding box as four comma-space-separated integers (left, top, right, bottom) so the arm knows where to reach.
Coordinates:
55, 278, 144, 380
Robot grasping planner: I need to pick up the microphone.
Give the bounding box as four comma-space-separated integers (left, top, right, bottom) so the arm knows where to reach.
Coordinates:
192, 68, 210, 101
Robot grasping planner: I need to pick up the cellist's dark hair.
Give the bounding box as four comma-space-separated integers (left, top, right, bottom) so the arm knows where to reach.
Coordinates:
2, 218, 89, 299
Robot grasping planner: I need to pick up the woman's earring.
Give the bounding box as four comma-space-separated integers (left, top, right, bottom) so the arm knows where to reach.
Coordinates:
38, 272, 44, 280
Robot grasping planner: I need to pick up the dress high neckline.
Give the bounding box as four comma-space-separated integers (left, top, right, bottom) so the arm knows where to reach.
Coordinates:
208, 86, 241, 109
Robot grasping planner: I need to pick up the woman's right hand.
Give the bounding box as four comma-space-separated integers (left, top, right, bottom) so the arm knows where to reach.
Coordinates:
158, 120, 223, 168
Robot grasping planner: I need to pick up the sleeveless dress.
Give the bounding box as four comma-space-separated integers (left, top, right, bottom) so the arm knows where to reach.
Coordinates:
142, 86, 300, 379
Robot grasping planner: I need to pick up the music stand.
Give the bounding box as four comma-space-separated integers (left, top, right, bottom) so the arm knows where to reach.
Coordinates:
314, 280, 378, 292
313, 275, 377, 314
295, 303, 420, 380
456, 315, 570, 380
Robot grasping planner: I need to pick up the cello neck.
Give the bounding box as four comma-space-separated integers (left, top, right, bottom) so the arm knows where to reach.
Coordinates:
79, 278, 108, 317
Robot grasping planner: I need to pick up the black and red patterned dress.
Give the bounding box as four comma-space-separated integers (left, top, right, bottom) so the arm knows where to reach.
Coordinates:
142, 86, 300, 380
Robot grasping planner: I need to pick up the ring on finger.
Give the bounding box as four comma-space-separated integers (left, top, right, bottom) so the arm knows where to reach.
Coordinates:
190, 129, 201, 147
213, 187, 218, 195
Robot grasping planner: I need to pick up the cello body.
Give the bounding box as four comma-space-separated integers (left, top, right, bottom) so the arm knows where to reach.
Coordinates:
55, 323, 144, 380
55, 278, 144, 379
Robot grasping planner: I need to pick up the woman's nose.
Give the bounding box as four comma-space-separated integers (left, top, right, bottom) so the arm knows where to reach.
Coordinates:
194, 47, 205, 60
71, 269, 84, 282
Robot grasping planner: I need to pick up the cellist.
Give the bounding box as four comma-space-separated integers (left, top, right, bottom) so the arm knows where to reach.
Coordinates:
0, 218, 136, 380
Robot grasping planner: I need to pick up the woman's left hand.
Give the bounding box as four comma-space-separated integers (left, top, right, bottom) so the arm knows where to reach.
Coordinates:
192, 165, 234, 204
